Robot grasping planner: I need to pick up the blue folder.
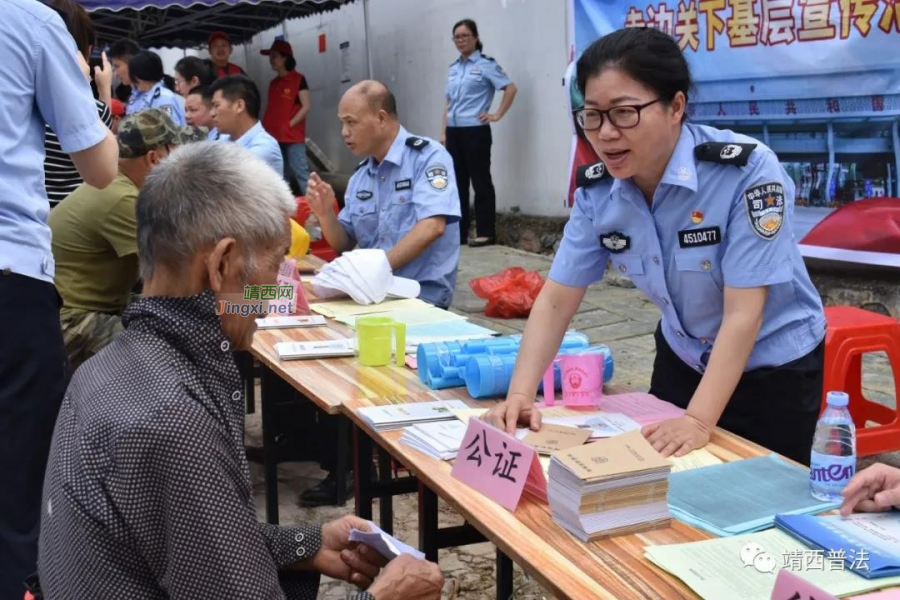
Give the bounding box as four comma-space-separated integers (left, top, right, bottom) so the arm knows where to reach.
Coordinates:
776, 512, 900, 579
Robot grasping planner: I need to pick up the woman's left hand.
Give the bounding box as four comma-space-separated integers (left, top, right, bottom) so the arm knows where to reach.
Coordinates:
478, 112, 500, 123
642, 414, 711, 458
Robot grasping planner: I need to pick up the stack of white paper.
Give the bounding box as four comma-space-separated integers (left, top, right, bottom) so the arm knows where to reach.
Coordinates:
400, 419, 530, 460
357, 399, 469, 431
399, 420, 468, 460
548, 430, 671, 542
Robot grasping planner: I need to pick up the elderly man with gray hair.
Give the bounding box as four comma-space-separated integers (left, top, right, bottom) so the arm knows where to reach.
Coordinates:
37, 142, 444, 600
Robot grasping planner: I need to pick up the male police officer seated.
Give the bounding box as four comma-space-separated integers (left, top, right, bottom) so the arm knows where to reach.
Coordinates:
306, 80, 461, 310
303, 81, 461, 506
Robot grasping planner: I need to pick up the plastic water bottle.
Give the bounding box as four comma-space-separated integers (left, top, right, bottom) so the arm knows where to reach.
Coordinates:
809, 391, 857, 502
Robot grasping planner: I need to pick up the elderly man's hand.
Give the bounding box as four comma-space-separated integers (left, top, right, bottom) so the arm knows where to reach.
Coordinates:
307, 515, 388, 589
306, 172, 336, 220
840, 463, 900, 516
366, 554, 444, 600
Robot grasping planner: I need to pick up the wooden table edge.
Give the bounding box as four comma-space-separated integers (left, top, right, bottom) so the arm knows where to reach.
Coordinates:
341, 401, 618, 600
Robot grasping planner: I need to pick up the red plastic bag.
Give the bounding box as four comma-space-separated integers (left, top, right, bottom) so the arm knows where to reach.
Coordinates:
469, 267, 545, 319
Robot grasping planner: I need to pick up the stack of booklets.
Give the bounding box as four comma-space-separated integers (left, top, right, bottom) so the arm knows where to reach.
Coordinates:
399, 419, 530, 461
357, 399, 469, 431
399, 420, 468, 460
548, 430, 671, 541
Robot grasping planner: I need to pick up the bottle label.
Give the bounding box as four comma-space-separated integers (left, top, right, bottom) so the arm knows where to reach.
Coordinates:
809, 452, 856, 493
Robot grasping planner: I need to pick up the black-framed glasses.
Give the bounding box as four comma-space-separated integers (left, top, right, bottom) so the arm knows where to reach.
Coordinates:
574, 98, 663, 131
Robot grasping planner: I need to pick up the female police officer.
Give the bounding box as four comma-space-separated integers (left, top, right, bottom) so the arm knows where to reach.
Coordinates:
485, 27, 825, 465
126, 50, 186, 125
442, 19, 517, 246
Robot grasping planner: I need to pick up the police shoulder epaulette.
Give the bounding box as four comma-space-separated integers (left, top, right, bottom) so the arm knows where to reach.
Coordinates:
355, 158, 367, 171
694, 142, 756, 167
406, 136, 429, 150
576, 160, 612, 188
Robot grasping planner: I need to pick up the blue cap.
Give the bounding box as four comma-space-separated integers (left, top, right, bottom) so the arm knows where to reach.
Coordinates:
826, 391, 850, 407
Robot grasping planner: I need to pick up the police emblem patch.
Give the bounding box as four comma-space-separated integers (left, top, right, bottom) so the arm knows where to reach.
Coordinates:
356, 190, 373, 201
600, 232, 630, 253
425, 165, 449, 191
720, 144, 743, 160
585, 163, 606, 180
743, 182, 785, 239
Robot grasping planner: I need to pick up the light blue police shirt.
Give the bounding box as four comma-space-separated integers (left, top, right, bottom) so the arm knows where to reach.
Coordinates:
549, 123, 825, 372
127, 81, 186, 126
445, 51, 512, 128
233, 120, 283, 175
339, 127, 461, 307
0, 0, 109, 284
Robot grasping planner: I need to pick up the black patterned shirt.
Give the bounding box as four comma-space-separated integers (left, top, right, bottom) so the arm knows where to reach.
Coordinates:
39, 291, 371, 600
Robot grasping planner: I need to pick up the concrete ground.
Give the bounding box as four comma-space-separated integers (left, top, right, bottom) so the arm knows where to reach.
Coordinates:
247, 245, 898, 600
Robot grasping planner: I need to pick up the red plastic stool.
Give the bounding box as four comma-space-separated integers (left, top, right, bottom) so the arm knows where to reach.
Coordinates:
823, 306, 900, 456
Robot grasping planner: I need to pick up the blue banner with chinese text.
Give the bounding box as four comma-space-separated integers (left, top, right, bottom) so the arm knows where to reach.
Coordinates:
573, 0, 900, 95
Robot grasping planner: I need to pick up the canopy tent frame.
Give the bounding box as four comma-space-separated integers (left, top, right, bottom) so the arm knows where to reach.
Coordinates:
86, 0, 353, 48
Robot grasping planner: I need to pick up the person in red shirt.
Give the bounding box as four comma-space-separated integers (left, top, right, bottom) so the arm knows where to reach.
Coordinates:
261, 40, 311, 195
208, 31, 245, 79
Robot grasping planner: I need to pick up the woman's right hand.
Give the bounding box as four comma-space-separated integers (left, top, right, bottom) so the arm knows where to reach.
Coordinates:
94, 52, 113, 95
484, 392, 541, 435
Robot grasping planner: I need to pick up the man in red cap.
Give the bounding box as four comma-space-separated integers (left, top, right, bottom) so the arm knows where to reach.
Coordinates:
261, 39, 311, 195
208, 31, 245, 78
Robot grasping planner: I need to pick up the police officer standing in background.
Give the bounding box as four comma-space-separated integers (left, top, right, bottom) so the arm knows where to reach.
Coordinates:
302, 80, 461, 506
126, 50, 186, 125
0, 0, 118, 593
442, 18, 517, 247
486, 28, 825, 466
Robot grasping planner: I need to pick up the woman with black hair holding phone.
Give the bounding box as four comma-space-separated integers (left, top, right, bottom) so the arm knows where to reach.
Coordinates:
43, 0, 114, 207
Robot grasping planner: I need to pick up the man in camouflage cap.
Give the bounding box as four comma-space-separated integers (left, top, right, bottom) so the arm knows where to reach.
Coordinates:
49, 108, 206, 373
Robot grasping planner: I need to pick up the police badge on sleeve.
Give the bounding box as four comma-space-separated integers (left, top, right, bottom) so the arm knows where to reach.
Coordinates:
425, 165, 449, 191
744, 182, 785, 239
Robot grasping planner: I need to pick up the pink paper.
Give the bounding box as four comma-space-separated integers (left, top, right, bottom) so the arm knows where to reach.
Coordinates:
600, 392, 685, 426
269, 258, 311, 316
451, 419, 545, 511
770, 569, 838, 600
